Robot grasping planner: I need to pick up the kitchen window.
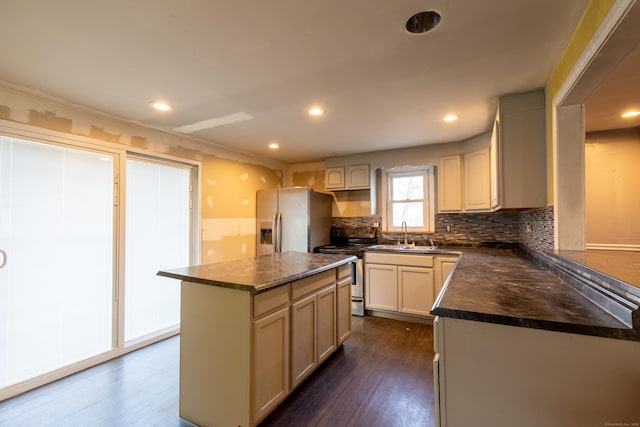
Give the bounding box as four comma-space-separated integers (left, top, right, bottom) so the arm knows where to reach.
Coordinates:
383, 165, 435, 232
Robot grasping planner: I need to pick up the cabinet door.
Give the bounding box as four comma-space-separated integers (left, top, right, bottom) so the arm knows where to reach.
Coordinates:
291, 293, 317, 388
336, 275, 352, 345
398, 266, 434, 316
365, 263, 398, 311
464, 148, 491, 211
325, 167, 345, 189
253, 306, 290, 423
346, 164, 370, 189
490, 119, 501, 210
435, 256, 457, 298
438, 155, 462, 212
317, 285, 337, 363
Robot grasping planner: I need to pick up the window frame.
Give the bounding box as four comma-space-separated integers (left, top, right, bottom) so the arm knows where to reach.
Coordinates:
382, 165, 435, 233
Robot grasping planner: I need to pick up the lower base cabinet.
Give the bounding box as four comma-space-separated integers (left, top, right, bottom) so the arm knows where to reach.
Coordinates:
253, 306, 289, 421
336, 264, 352, 345
434, 256, 457, 297
433, 316, 640, 427
365, 252, 435, 317
291, 272, 337, 388
398, 266, 434, 316
179, 264, 352, 427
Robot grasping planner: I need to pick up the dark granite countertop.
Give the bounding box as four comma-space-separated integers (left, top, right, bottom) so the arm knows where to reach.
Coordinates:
430, 247, 639, 341
157, 252, 356, 294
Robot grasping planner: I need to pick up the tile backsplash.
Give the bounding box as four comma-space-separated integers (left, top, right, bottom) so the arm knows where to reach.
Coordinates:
332, 206, 554, 249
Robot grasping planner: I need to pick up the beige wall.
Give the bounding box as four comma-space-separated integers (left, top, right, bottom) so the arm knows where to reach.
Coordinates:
585, 127, 640, 247
0, 82, 284, 264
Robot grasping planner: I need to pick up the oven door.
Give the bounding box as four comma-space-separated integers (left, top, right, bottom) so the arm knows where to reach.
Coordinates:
351, 259, 365, 316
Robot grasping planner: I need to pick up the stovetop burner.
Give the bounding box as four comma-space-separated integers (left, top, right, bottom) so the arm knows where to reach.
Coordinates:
314, 227, 378, 258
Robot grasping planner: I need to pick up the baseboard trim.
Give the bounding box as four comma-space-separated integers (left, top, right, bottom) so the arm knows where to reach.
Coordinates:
586, 243, 640, 252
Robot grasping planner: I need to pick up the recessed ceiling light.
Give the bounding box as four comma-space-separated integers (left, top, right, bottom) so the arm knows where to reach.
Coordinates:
268, 142, 280, 150
149, 101, 173, 111
621, 110, 640, 118
308, 107, 325, 117
406, 11, 441, 34
443, 114, 459, 122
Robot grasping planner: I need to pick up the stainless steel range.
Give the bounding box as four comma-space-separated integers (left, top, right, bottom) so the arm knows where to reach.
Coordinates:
314, 227, 377, 316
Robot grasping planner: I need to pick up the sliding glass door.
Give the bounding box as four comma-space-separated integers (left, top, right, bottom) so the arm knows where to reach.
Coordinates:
0, 128, 197, 398
0, 136, 115, 389
124, 157, 192, 343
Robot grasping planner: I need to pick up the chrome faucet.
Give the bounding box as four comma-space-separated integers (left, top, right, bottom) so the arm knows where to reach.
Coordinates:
399, 221, 413, 247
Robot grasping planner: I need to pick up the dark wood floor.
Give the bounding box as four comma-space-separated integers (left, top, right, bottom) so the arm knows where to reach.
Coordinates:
0, 316, 435, 427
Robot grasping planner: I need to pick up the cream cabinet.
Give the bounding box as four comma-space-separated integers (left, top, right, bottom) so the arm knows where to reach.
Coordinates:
398, 266, 434, 316
364, 252, 434, 317
325, 167, 345, 189
438, 155, 463, 212
290, 270, 337, 388
491, 89, 546, 210
253, 303, 290, 421
434, 255, 458, 298
433, 316, 640, 426
325, 164, 370, 190
463, 148, 491, 211
365, 263, 398, 311
438, 144, 491, 213
336, 264, 352, 345
178, 264, 348, 427
439, 89, 545, 212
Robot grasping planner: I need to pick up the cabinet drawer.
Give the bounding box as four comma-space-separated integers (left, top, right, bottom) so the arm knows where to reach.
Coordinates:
292, 270, 335, 300
254, 284, 290, 318
337, 264, 351, 281
365, 252, 433, 267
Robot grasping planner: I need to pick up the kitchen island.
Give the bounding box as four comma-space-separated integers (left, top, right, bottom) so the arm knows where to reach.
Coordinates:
158, 252, 356, 427
430, 247, 640, 427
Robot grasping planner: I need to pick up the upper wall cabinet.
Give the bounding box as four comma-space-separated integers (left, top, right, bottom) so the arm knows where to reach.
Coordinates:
464, 148, 491, 211
325, 164, 370, 191
437, 90, 546, 213
492, 89, 546, 210
438, 155, 462, 212
437, 132, 492, 213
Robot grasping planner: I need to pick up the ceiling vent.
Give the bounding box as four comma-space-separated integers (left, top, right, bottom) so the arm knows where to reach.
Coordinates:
405, 11, 441, 34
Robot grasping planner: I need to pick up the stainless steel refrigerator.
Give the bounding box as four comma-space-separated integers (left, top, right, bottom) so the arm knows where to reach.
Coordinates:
256, 187, 332, 255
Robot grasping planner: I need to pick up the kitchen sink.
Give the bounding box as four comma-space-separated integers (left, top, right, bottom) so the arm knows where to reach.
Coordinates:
367, 244, 438, 252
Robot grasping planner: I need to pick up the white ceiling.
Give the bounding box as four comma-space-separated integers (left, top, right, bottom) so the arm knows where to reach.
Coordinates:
0, 0, 595, 163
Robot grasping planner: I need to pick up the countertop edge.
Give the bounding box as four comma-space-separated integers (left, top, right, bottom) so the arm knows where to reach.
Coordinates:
429, 248, 640, 342
430, 307, 639, 342
253, 256, 356, 293
157, 254, 357, 294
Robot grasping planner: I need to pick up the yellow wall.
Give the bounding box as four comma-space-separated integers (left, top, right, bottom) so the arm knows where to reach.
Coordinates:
201, 157, 281, 263
292, 169, 326, 191
0, 82, 284, 264
545, 0, 617, 204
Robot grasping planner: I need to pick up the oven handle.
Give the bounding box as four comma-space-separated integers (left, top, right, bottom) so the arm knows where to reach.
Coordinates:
351, 259, 364, 294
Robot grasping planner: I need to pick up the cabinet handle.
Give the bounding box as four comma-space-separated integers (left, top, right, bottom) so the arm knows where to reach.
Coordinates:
0, 250, 6, 269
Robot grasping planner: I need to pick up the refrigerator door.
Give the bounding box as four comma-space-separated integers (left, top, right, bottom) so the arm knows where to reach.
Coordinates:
256, 188, 278, 255
278, 187, 310, 253
308, 190, 332, 251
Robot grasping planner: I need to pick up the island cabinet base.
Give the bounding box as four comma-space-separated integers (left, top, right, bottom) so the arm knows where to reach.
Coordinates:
178, 265, 350, 427
180, 282, 254, 427
433, 317, 640, 427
